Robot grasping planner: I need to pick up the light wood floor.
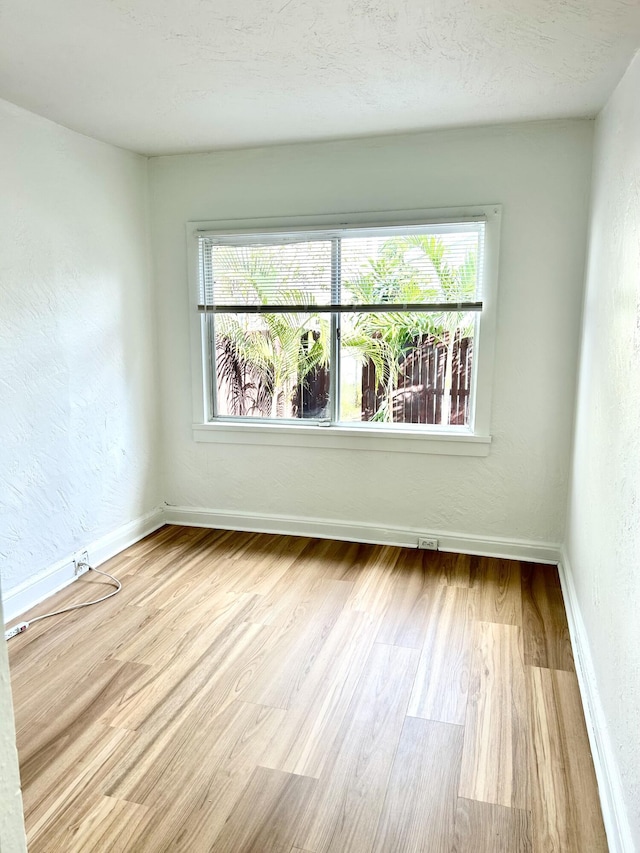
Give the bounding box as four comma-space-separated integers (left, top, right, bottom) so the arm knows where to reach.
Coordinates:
8, 526, 608, 852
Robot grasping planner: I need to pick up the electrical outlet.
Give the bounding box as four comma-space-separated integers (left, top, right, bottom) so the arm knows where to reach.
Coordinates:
74, 550, 90, 576
418, 536, 439, 551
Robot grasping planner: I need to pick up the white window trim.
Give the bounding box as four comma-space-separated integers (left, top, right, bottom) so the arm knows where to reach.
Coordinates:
186, 205, 501, 457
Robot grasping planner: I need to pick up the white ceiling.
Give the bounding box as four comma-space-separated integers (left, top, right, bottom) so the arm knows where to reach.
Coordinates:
1, 0, 639, 156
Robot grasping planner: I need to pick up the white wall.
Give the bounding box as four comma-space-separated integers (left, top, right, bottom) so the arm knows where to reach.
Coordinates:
0, 593, 26, 853
565, 52, 640, 849
0, 99, 161, 594
150, 121, 593, 546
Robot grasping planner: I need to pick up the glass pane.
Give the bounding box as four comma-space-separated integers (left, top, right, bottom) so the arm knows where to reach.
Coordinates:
214, 313, 330, 420
339, 311, 475, 427
340, 228, 481, 306
206, 240, 333, 308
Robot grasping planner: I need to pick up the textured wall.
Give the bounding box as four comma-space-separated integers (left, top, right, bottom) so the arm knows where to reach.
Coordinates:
0, 99, 161, 593
565, 52, 640, 847
150, 120, 593, 545
0, 593, 26, 851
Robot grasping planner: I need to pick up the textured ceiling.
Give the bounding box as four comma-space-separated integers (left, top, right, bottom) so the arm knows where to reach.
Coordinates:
0, 0, 639, 155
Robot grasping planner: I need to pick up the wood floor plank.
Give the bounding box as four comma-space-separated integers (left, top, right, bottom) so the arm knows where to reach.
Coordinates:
437, 551, 472, 587
528, 666, 608, 852
107, 599, 272, 732
459, 621, 529, 809
51, 796, 151, 853
159, 709, 290, 850
7, 581, 152, 680
471, 557, 523, 626
210, 766, 316, 853
125, 553, 221, 610
375, 548, 432, 648
25, 725, 135, 851
372, 717, 463, 853
322, 541, 380, 582
126, 530, 258, 608
521, 563, 574, 671
17, 659, 147, 788
10, 605, 158, 716
259, 609, 378, 777
105, 701, 288, 851
347, 544, 403, 616
407, 585, 471, 725
231, 534, 312, 596
247, 538, 344, 627
452, 798, 532, 853
21, 722, 133, 830
296, 642, 419, 853
239, 578, 352, 710
107, 699, 284, 810
113, 587, 248, 669
127, 527, 229, 588
128, 524, 216, 565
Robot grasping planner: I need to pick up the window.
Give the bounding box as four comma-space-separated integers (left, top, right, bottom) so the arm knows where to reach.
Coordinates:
189, 207, 500, 455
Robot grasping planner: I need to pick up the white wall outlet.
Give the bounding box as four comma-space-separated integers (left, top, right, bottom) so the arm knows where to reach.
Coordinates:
418, 536, 439, 551
73, 550, 90, 576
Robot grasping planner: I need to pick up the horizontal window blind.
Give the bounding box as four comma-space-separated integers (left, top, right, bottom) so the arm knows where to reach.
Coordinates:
198, 221, 484, 314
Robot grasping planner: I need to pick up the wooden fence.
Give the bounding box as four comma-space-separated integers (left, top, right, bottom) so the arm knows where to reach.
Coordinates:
361, 332, 473, 426
294, 331, 473, 425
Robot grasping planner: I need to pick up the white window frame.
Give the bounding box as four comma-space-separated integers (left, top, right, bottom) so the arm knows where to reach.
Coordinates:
187, 205, 501, 457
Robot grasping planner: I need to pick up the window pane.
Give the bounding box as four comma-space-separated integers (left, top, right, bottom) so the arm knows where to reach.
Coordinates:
340, 228, 481, 306
339, 311, 475, 426
205, 240, 333, 308
214, 313, 330, 419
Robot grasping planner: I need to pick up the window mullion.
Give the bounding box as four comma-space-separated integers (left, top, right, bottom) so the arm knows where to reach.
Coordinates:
330, 238, 341, 424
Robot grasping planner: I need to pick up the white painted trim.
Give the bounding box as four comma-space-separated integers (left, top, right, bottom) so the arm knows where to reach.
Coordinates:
558, 547, 634, 853
192, 422, 491, 456
2, 509, 165, 624
164, 505, 560, 564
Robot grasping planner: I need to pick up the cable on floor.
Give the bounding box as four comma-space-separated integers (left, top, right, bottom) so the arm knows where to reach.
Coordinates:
4, 565, 122, 640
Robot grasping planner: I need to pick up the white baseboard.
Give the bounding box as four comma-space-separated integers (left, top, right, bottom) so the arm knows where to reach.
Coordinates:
3, 503, 561, 623
558, 547, 633, 853
164, 505, 561, 564
2, 508, 165, 624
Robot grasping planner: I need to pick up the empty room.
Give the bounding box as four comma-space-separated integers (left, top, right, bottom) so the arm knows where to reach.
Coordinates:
1, 1, 640, 851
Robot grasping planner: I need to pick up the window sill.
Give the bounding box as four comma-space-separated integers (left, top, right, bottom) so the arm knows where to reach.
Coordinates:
192, 422, 491, 456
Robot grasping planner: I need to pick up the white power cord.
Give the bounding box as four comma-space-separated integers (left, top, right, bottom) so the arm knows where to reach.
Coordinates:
4, 564, 122, 641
